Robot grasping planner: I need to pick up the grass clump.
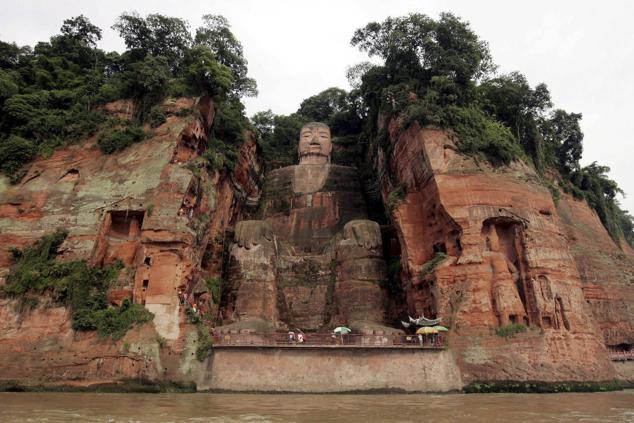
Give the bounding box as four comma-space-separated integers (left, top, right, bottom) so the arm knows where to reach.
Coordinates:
442, 106, 524, 166
419, 252, 448, 278
97, 124, 145, 154
89, 298, 153, 340
205, 277, 222, 305
0, 135, 37, 178
201, 139, 239, 172
387, 184, 407, 210
543, 180, 561, 205
495, 323, 527, 338
185, 305, 202, 325
2, 229, 70, 299
195, 326, 213, 362
148, 106, 166, 128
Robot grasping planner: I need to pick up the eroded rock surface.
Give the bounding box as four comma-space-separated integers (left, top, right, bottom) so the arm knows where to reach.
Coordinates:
556, 193, 634, 349
379, 123, 622, 382
0, 97, 261, 386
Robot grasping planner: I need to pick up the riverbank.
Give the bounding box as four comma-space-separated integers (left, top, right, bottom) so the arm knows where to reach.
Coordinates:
2, 378, 631, 394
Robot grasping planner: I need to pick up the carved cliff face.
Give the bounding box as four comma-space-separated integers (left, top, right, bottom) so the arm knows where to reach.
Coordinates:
298, 123, 332, 165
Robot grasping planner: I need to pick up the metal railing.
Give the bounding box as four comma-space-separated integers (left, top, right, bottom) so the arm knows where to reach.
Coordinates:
609, 350, 634, 361
213, 332, 445, 348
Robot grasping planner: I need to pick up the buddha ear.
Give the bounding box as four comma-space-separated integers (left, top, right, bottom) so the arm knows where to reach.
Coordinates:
324, 140, 333, 155
324, 143, 332, 163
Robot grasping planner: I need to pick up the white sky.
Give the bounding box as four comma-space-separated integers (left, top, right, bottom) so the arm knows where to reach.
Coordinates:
2, 0, 632, 212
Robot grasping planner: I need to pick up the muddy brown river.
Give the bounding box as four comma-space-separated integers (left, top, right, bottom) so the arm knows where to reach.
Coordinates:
1, 391, 633, 422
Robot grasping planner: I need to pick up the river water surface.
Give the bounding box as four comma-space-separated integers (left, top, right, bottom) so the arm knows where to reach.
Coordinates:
1, 391, 633, 422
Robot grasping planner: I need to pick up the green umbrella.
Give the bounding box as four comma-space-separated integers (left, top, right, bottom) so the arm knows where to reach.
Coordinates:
432, 325, 449, 332
333, 326, 351, 334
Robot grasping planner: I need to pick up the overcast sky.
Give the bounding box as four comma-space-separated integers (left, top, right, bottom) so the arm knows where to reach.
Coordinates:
2, 0, 632, 212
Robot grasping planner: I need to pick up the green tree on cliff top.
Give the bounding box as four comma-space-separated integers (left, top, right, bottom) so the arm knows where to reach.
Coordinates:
0, 12, 257, 176
348, 12, 632, 246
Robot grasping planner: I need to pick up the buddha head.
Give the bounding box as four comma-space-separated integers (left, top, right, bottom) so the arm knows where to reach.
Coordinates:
298, 122, 332, 165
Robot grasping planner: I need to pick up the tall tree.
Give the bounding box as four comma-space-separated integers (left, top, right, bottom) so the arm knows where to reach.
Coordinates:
195, 15, 257, 98
60, 15, 102, 47
479, 72, 552, 170
540, 109, 583, 174
297, 87, 348, 122
182, 45, 233, 99
113, 12, 192, 72
351, 12, 495, 101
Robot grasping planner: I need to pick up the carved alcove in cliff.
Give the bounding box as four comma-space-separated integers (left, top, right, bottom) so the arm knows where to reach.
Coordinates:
59, 168, 80, 184
171, 117, 208, 164
480, 216, 530, 327
179, 178, 202, 219
404, 198, 463, 324
527, 273, 572, 332
92, 209, 145, 267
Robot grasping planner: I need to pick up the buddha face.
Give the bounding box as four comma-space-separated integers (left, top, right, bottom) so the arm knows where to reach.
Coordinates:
298, 123, 332, 165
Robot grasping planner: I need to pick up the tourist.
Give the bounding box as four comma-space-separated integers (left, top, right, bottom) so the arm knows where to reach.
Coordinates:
297, 332, 304, 344
288, 331, 295, 344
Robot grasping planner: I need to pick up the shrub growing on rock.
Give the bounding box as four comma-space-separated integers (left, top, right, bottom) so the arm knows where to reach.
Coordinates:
195, 326, 213, 361
1, 230, 153, 339
148, 106, 166, 128
419, 252, 448, 278
97, 125, 145, 154
90, 298, 154, 340
387, 184, 407, 210
0, 135, 36, 176
495, 323, 527, 338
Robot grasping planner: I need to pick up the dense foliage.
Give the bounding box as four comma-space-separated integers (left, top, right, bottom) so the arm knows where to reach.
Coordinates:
1, 230, 153, 339
343, 12, 632, 246
0, 12, 256, 177
97, 123, 145, 154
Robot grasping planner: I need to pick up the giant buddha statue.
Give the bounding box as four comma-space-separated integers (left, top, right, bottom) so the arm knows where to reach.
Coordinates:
218, 122, 398, 335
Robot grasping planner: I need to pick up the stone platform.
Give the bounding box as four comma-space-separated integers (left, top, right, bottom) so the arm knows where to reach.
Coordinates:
198, 347, 462, 393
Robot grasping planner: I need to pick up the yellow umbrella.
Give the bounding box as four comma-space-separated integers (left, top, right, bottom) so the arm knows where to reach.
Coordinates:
416, 327, 438, 334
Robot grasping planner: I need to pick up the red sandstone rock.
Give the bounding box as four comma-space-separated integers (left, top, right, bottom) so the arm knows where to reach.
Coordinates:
0, 102, 630, 390
556, 193, 634, 348
380, 123, 619, 382
0, 96, 262, 386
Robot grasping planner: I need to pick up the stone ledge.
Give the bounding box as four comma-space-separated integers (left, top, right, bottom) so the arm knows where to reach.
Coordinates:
212, 344, 445, 350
